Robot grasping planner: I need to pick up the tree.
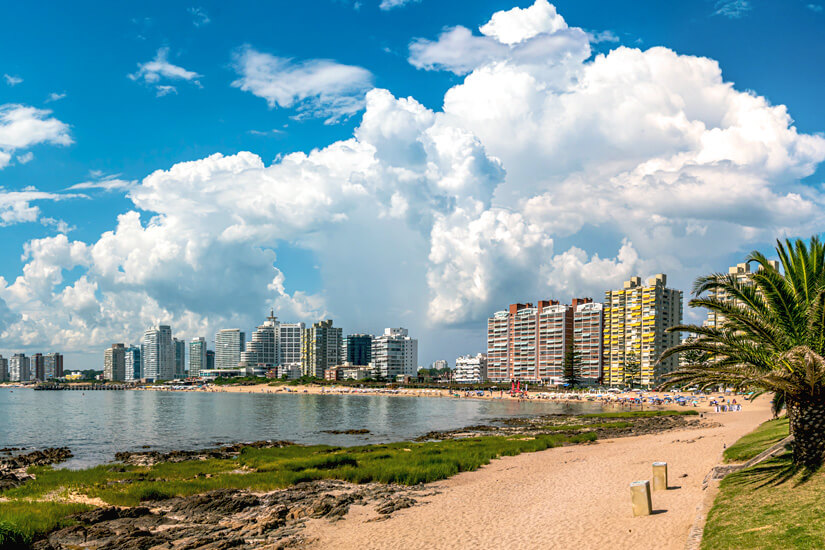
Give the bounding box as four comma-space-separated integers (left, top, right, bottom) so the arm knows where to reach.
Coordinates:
660, 237, 825, 469
562, 348, 582, 387
622, 352, 641, 389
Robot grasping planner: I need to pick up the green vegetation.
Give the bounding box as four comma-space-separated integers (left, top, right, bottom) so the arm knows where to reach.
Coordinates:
580, 410, 699, 419
662, 236, 825, 468
0, 501, 91, 547
723, 417, 790, 463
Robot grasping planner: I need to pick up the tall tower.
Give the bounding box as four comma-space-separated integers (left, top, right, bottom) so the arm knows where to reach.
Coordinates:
301, 320, 342, 378
215, 328, 245, 370
143, 325, 174, 381
189, 337, 207, 377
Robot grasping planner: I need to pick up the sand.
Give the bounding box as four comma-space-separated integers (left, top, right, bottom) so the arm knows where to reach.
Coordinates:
298, 395, 772, 550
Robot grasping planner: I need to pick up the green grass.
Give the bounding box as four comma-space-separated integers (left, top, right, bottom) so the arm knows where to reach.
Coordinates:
723, 417, 790, 463
580, 410, 699, 418
701, 454, 825, 549
0, 501, 91, 547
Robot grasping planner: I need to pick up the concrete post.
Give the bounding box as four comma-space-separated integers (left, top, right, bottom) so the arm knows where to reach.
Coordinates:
630, 480, 652, 517
652, 462, 668, 491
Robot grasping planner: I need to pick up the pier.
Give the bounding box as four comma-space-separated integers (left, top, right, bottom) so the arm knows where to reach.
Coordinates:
34, 384, 131, 391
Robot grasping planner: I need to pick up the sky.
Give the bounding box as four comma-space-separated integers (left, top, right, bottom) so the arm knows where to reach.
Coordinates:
1, 0, 824, 369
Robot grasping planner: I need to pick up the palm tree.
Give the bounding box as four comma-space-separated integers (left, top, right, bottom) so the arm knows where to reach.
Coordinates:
660, 236, 825, 469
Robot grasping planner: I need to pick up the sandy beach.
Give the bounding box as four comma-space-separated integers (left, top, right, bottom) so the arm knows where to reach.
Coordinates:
296, 395, 771, 550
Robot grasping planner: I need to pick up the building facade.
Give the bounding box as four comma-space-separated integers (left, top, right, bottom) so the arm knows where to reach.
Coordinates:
0, 355, 7, 382
125, 346, 141, 381
173, 338, 186, 379
344, 334, 372, 366
301, 320, 342, 378
189, 337, 207, 377
215, 329, 245, 370
206, 350, 215, 370
279, 322, 304, 367
703, 261, 780, 329
574, 301, 604, 380
241, 313, 279, 368
9, 353, 30, 382
430, 359, 449, 370
143, 325, 175, 381
454, 353, 488, 384
32, 353, 44, 381
43, 353, 63, 380
372, 328, 418, 380
603, 274, 683, 387
104, 343, 127, 381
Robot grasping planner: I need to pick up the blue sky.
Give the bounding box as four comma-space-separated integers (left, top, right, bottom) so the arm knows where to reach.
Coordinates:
1, 0, 824, 368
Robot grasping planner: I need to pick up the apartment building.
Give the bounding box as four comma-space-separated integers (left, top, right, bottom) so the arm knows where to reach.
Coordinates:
703, 261, 779, 329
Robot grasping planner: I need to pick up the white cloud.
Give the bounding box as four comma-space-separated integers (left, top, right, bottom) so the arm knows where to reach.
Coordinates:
4, 74, 23, 86
67, 174, 136, 192
0, 104, 72, 169
478, 0, 568, 45
16, 152, 34, 164
129, 47, 202, 96
713, 0, 752, 18
188, 7, 210, 26
808, 3, 824, 12
231, 46, 373, 123
2, 1, 825, 365
46, 92, 67, 103
0, 188, 83, 227
379, 0, 420, 10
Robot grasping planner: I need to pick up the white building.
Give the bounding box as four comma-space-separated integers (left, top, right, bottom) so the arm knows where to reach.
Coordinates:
143, 325, 175, 381
215, 329, 245, 370
125, 346, 141, 381
9, 353, 30, 382
189, 337, 207, 377
279, 322, 304, 366
454, 353, 488, 384
372, 328, 418, 380
241, 312, 279, 368
103, 344, 126, 381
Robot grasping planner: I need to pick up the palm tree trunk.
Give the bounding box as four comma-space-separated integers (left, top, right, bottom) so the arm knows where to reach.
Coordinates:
787, 398, 825, 468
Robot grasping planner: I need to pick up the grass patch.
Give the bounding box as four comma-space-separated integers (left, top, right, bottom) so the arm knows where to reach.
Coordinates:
580, 410, 699, 419
0, 501, 91, 548
723, 417, 789, 463
701, 454, 825, 549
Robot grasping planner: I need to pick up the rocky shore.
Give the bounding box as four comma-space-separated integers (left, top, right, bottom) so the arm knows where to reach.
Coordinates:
115, 440, 294, 467
34, 481, 431, 550
0, 447, 72, 490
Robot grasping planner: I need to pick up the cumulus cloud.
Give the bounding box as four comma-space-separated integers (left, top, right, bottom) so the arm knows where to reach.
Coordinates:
0, 188, 83, 227
0, 104, 72, 169
129, 47, 202, 95
231, 46, 373, 123
2, 1, 825, 363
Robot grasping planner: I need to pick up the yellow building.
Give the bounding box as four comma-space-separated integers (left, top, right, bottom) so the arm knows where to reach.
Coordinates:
604, 274, 683, 387
703, 261, 779, 329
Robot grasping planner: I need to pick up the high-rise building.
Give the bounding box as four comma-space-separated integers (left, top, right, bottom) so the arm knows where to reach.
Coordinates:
0, 355, 8, 382
143, 325, 175, 381
125, 346, 141, 381
703, 261, 780, 329
9, 353, 30, 382
173, 338, 186, 379
32, 353, 44, 381
104, 343, 126, 381
43, 353, 63, 380
603, 274, 683, 387
574, 301, 604, 380
206, 350, 215, 370
215, 329, 245, 370
372, 328, 418, 380
301, 320, 342, 378
344, 334, 372, 366
454, 353, 487, 384
430, 359, 449, 370
189, 337, 207, 377
279, 323, 304, 366
487, 299, 593, 383
241, 312, 279, 368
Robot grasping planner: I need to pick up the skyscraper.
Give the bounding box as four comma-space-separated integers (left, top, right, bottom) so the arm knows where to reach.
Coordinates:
603, 274, 683, 386
189, 337, 207, 377
240, 312, 279, 368
301, 320, 342, 378
173, 338, 186, 379
279, 322, 304, 367
344, 334, 372, 366
9, 353, 30, 382
32, 353, 44, 381
206, 350, 215, 370
215, 329, 245, 370
372, 328, 418, 380
125, 346, 141, 381
454, 353, 487, 384
43, 353, 63, 380
104, 344, 126, 381
574, 301, 604, 380
143, 325, 175, 381
0, 355, 8, 382
703, 261, 780, 329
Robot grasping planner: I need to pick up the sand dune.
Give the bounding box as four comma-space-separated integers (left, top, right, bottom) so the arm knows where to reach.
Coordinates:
300, 396, 771, 550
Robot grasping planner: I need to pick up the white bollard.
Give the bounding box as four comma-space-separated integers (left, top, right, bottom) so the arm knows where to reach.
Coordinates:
630, 480, 652, 517
652, 462, 668, 491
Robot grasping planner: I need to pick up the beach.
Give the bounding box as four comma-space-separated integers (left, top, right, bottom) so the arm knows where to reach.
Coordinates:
299, 394, 771, 550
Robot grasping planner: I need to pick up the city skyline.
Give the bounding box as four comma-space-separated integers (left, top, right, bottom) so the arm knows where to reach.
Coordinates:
1, 0, 824, 369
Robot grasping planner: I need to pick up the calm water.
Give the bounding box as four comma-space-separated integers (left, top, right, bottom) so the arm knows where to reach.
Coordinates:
0, 388, 606, 468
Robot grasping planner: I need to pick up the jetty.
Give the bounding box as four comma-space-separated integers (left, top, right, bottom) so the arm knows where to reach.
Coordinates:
33, 383, 131, 391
